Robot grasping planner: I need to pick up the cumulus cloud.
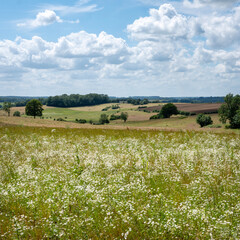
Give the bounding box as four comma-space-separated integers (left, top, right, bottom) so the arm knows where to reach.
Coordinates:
17, 10, 79, 28
2, 3, 240, 96
127, 4, 190, 41
17, 10, 63, 28
194, 7, 240, 48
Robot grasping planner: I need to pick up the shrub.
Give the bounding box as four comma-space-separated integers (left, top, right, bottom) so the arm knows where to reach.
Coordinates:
110, 114, 121, 121
77, 119, 87, 124
178, 111, 191, 116
99, 114, 109, 124
13, 111, 21, 117
111, 105, 120, 109
57, 118, 65, 121
196, 114, 213, 127
150, 114, 159, 120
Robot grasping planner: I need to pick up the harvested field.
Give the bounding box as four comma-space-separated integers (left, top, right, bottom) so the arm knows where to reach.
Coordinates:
141, 103, 222, 114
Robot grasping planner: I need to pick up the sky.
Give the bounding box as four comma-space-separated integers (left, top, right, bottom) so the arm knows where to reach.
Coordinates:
0, 0, 240, 97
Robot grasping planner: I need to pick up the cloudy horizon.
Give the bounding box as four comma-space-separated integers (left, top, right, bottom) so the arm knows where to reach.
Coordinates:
0, 0, 240, 97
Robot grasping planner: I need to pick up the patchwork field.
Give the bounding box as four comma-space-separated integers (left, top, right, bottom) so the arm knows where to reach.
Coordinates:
0, 125, 240, 239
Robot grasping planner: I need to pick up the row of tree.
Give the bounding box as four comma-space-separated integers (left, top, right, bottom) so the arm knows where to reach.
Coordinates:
46, 94, 110, 107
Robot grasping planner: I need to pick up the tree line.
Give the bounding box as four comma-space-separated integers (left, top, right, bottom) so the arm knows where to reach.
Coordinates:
46, 94, 110, 107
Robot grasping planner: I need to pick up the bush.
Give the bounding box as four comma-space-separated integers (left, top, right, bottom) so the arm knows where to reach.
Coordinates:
110, 114, 121, 121
111, 105, 120, 109
150, 114, 159, 120
57, 118, 65, 121
178, 111, 191, 116
196, 114, 213, 127
102, 106, 111, 111
99, 114, 109, 124
78, 119, 87, 124
13, 111, 21, 117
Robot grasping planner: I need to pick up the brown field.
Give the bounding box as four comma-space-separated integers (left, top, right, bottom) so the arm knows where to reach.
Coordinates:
141, 103, 222, 114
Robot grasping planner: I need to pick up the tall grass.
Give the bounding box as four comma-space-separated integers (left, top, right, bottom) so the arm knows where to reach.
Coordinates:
0, 125, 240, 239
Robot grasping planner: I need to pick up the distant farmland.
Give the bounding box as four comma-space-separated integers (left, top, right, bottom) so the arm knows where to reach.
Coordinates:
140, 103, 222, 114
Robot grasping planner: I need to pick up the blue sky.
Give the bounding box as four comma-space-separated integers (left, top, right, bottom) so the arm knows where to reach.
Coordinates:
0, 0, 240, 97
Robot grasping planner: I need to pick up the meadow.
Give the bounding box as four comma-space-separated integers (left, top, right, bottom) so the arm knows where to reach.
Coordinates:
0, 124, 240, 239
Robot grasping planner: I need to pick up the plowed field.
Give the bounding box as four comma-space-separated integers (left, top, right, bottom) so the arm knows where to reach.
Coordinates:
141, 103, 222, 114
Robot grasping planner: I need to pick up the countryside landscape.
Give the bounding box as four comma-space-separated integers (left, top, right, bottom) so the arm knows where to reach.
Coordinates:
1, 0, 240, 239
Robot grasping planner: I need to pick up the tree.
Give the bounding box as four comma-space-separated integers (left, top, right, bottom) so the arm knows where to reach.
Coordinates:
99, 114, 109, 124
3, 102, 12, 116
120, 112, 128, 122
230, 110, 240, 129
160, 103, 178, 118
218, 93, 240, 128
196, 114, 213, 127
13, 111, 21, 117
25, 99, 43, 119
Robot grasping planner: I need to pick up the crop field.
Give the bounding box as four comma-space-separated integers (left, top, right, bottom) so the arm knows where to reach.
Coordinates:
141, 103, 222, 114
0, 124, 240, 239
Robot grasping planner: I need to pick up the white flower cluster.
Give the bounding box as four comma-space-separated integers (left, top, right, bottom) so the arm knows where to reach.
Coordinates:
0, 126, 239, 238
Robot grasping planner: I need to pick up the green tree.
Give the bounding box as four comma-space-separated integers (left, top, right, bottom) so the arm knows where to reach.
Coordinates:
218, 93, 240, 128
3, 102, 12, 116
120, 112, 128, 122
13, 111, 21, 117
25, 99, 43, 119
196, 114, 213, 127
99, 114, 109, 124
160, 103, 178, 118
230, 110, 240, 129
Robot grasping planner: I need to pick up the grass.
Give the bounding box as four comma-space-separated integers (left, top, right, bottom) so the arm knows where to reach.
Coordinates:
0, 124, 240, 239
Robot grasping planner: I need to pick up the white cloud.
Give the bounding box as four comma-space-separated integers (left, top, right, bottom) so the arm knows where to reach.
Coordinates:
194, 7, 240, 49
17, 9, 80, 29
127, 4, 190, 41
17, 10, 63, 28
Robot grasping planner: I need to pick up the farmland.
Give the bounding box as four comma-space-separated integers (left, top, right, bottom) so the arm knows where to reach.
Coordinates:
0, 124, 240, 239
0, 102, 227, 131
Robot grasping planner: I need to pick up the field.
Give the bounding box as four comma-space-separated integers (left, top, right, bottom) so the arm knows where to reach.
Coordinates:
141, 103, 222, 114
0, 124, 240, 239
0, 102, 228, 131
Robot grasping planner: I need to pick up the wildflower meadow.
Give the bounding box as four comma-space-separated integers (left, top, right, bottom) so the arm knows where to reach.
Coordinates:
0, 125, 239, 239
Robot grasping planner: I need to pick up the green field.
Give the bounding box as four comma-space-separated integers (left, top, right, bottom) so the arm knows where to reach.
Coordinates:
0, 125, 240, 239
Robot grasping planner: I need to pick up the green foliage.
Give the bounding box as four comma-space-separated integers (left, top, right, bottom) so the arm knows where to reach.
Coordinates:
56, 118, 65, 121
111, 104, 120, 109
25, 99, 43, 119
75, 119, 87, 124
3, 102, 12, 116
160, 103, 178, 118
102, 106, 111, 111
230, 110, 240, 129
219, 93, 240, 128
99, 114, 109, 124
47, 93, 110, 107
110, 114, 121, 121
196, 114, 213, 127
13, 111, 21, 117
178, 110, 191, 116
120, 112, 128, 122
150, 114, 160, 120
